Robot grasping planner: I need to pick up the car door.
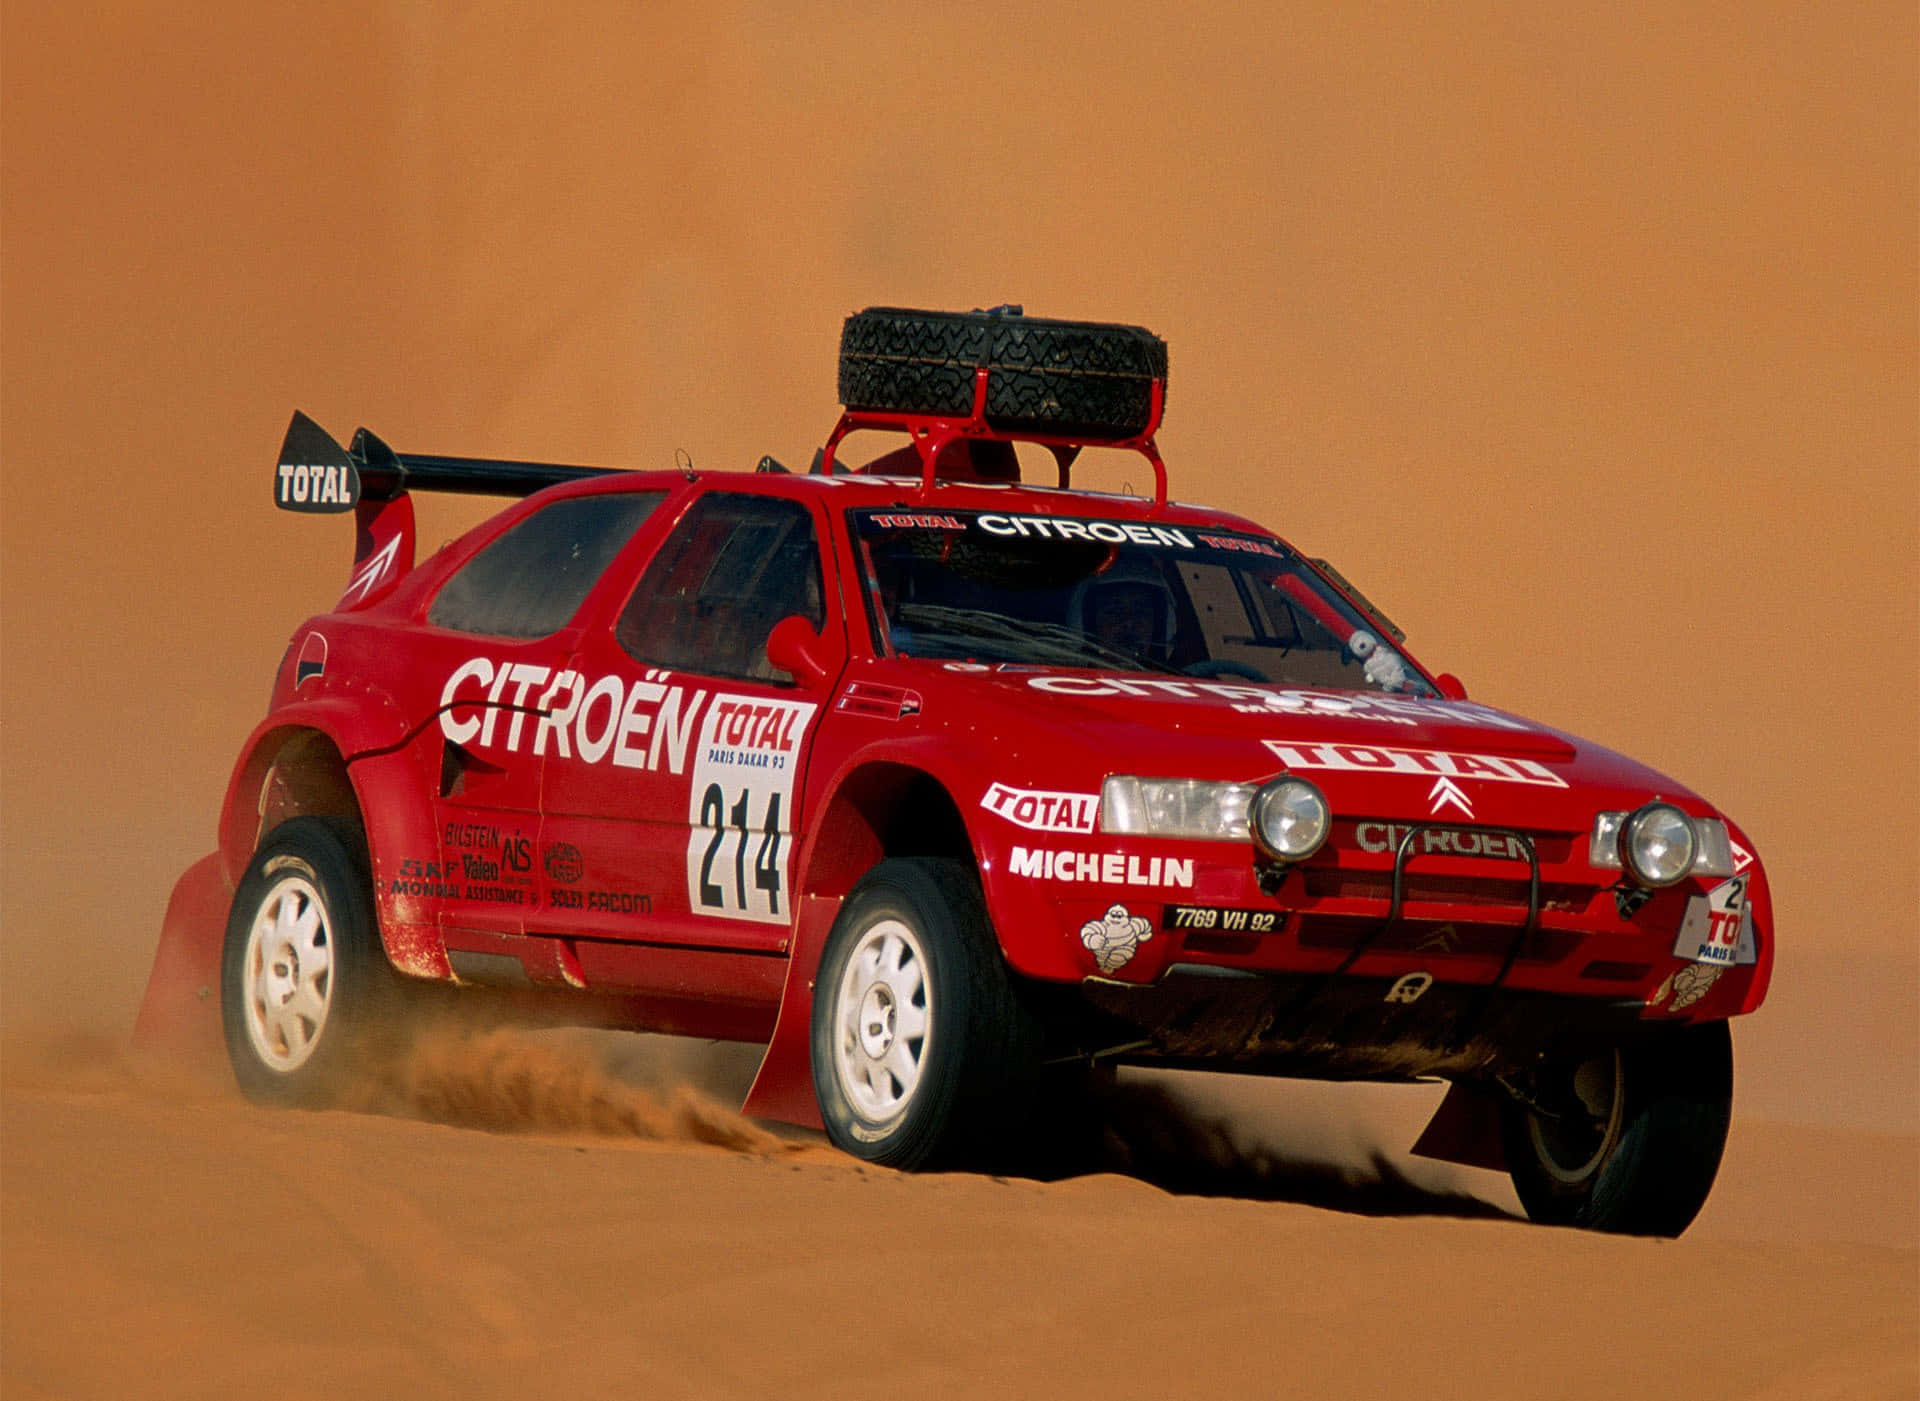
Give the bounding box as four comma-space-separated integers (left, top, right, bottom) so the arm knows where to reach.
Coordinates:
537, 488, 845, 952
417, 488, 670, 936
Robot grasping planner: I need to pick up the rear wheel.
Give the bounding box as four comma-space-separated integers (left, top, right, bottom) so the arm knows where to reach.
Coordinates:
220, 817, 401, 1106
1501, 1020, 1733, 1236
810, 858, 1042, 1169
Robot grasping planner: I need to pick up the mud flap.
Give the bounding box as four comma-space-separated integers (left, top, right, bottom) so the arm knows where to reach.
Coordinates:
1410, 1080, 1508, 1171
739, 890, 841, 1129
132, 852, 232, 1064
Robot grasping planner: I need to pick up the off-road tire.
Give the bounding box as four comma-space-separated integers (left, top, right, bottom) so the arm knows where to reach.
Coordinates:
220, 816, 402, 1106
1501, 1019, 1734, 1237
838, 307, 1168, 439
810, 857, 1043, 1170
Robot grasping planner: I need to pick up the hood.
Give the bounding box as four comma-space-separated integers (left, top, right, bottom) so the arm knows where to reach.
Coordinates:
901, 664, 1706, 831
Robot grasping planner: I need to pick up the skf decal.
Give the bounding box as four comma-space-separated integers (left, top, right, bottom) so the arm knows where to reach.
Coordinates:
295, 632, 328, 687
685, 694, 818, 924
1355, 824, 1528, 861
1263, 740, 1568, 789
1384, 972, 1434, 1004
1673, 874, 1757, 968
980, 782, 1099, 834
1081, 904, 1153, 974
1008, 847, 1194, 888
440, 659, 706, 774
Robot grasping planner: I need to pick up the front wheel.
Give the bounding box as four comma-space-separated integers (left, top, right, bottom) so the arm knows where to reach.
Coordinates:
220, 817, 401, 1106
1500, 1020, 1733, 1237
810, 858, 1041, 1170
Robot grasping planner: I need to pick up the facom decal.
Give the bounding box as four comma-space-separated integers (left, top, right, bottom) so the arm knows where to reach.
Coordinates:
685, 694, 818, 923
1673, 874, 1757, 968
295, 632, 328, 687
547, 887, 651, 914
1263, 740, 1568, 789
980, 782, 1099, 834
1354, 823, 1528, 861
440, 660, 706, 774
1081, 904, 1153, 974
976, 514, 1195, 548
1008, 847, 1194, 889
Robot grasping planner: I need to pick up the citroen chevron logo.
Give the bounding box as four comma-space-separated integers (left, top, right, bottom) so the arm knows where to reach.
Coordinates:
1428, 776, 1474, 818
342, 534, 402, 605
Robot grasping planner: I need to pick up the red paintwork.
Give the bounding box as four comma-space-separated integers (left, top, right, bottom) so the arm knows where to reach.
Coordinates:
140, 410, 1775, 1153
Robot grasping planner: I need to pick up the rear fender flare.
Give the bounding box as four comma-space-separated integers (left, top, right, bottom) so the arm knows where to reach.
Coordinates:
215, 696, 448, 979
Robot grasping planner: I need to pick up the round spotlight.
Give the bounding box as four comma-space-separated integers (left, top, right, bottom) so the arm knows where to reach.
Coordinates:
1619, 802, 1697, 887
1250, 777, 1330, 861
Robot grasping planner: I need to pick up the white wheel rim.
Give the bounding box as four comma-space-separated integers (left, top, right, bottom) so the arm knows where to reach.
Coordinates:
242, 874, 335, 1073
833, 918, 931, 1125
1530, 1051, 1626, 1186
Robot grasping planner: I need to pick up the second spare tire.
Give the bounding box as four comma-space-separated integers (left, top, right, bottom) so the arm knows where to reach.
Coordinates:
838, 306, 1168, 440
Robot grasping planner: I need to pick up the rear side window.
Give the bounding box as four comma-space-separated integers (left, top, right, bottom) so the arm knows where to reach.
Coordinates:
429, 491, 666, 638
615, 493, 824, 683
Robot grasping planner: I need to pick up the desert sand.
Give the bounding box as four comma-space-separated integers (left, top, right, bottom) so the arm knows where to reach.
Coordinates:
2, 3, 1914, 1398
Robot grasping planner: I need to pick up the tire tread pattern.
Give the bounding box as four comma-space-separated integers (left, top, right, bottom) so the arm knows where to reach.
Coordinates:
838, 307, 1168, 439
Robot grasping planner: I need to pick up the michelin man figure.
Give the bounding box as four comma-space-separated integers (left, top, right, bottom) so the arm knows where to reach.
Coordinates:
1081, 904, 1153, 974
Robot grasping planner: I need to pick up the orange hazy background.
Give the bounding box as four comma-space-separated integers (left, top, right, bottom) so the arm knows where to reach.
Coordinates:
6, 0, 1913, 1130
4, 6, 1915, 1398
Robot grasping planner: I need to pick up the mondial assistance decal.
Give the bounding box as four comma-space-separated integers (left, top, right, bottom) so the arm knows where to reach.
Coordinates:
685, 694, 817, 923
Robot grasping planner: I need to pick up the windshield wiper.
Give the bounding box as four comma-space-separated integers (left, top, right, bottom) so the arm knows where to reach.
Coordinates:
891, 604, 1178, 673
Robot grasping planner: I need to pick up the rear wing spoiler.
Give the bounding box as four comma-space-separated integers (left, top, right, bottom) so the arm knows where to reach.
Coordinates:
274, 410, 616, 512
272, 410, 622, 612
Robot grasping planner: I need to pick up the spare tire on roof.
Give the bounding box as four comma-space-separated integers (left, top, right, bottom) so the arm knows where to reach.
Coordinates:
838, 306, 1168, 440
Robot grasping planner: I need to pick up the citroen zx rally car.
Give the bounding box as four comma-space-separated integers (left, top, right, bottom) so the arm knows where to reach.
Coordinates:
139, 308, 1772, 1236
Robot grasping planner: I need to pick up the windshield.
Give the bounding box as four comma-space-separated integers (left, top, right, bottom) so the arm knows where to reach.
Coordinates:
848, 508, 1432, 696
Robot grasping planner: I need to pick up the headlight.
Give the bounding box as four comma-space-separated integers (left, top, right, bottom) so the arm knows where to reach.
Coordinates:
1618, 803, 1697, 886
1100, 777, 1255, 841
1589, 810, 1733, 880
1250, 777, 1330, 861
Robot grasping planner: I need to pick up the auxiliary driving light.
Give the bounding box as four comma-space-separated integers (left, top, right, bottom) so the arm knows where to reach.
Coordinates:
1250, 776, 1330, 862
1617, 802, 1698, 887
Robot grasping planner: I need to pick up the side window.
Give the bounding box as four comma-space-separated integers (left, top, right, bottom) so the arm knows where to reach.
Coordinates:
429, 492, 666, 638
615, 493, 825, 683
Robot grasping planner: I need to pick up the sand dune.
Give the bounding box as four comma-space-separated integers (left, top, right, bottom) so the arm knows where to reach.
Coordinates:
1, 1, 1914, 1396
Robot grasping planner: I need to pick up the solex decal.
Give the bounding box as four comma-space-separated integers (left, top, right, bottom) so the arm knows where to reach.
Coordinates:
440, 659, 706, 774
685, 695, 818, 924
979, 783, 1098, 834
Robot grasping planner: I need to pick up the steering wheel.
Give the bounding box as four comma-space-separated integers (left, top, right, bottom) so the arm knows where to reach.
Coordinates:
1183, 659, 1268, 681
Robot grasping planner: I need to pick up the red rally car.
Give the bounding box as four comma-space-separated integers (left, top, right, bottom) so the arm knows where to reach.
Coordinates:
140, 308, 1772, 1235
